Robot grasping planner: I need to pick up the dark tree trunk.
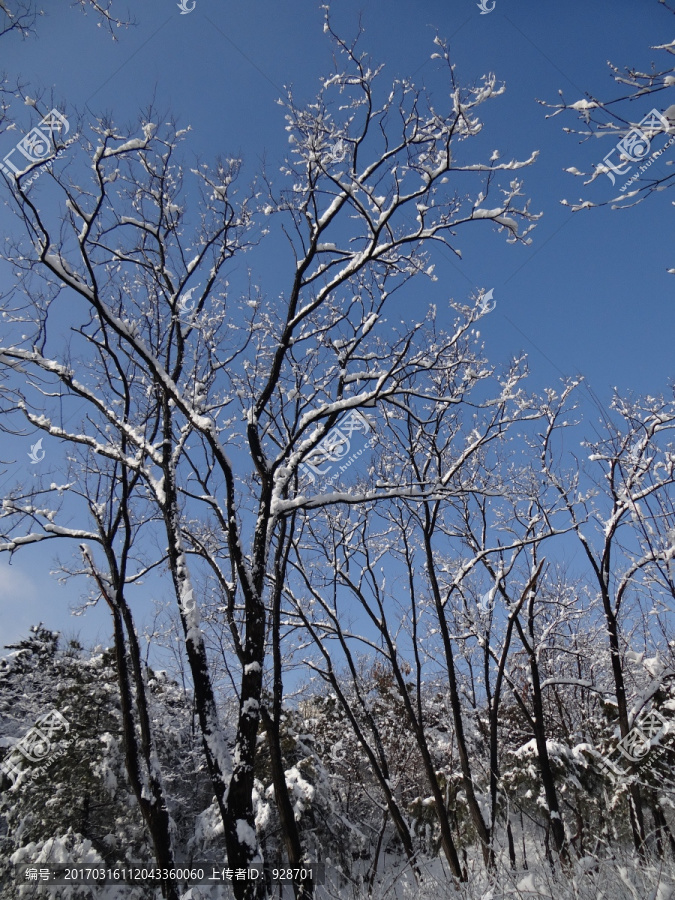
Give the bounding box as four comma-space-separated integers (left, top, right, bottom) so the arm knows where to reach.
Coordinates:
423, 523, 492, 869
406, 710, 465, 880
528, 654, 568, 861
299, 621, 422, 878
367, 812, 389, 895
487, 579, 530, 844
261, 516, 313, 898
83, 455, 180, 898
652, 803, 675, 857
107, 599, 179, 900
330, 678, 422, 876
162, 468, 263, 900
261, 708, 311, 897
604, 604, 646, 853
512, 565, 568, 864
507, 819, 516, 870
580, 523, 646, 856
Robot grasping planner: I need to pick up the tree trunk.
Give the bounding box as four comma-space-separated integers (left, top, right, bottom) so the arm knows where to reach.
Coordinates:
423, 524, 492, 869
512, 572, 568, 864
261, 709, 311, 897
507, 819, 516, 869
528, 653, 568, 862
604, 604, 646, 852
162, 466, 263, 899
107, 599, 179, 900
261, 518, 313, 898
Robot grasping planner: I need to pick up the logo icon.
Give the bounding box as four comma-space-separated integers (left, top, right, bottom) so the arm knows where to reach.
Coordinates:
299, 409, 374, 486
601, 109, 672, 186
600, 709, 673, 781
0, 710, 70, 788
329, 742, 347, 764
326, 138, 347, 164
177, 285, 199, 316
477, 0, 496, 13
181, 587, 197, 614
28, 438, 45, 464
177, 0, 196, 12
615, 710, 666, 762
478, 288, 496, 315
0, 109, 69, 178
478, 590, 494, 615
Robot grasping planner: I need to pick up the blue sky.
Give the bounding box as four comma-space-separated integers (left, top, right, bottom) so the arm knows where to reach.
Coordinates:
0, 0, 673, 650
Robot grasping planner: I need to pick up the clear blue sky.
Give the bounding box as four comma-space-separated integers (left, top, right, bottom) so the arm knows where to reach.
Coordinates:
0, 0, 673, 650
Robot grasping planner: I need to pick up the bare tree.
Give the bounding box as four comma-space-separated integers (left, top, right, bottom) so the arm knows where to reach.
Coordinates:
391, 378, 580, 864
542, 390, 675, 852
0, 451, 180, 898
541, 0, 675, 244
284, 319, 570, 875
0, 0, 131, 40
0, 11, 540, 895
287, 549, 426, 880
